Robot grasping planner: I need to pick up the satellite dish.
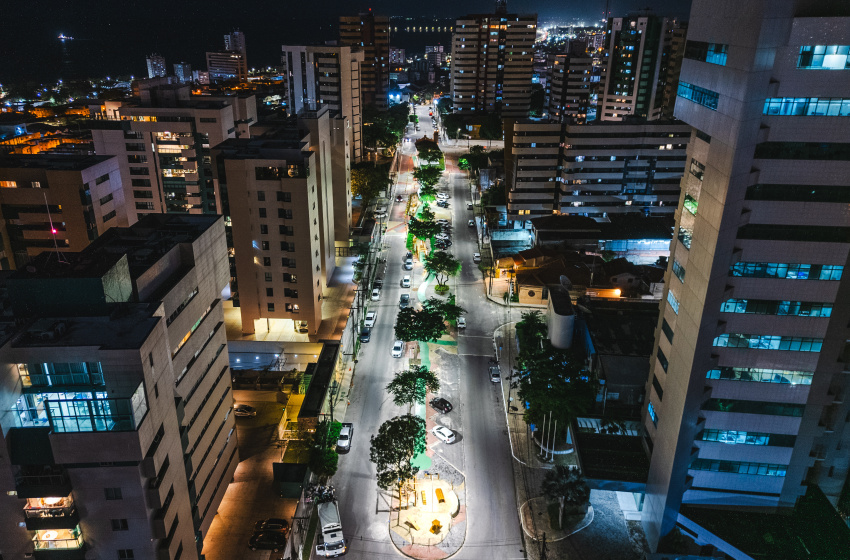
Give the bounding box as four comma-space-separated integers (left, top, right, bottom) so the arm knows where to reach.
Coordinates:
560, 275, 572, 291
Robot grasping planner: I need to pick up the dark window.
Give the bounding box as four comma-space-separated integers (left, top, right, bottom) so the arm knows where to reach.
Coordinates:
656, 348, 669, 373
684, 40, 728, 65
129, 167, 149, 176
283, 273, 297, 283
118, 550, 134, 559
127, 155, 147, 164
135, 202, 155, 210
263, 257, 271, 267
652, 375, 664, 400
104, 487, 123, 500
95, 173, 110, 185
266, 288, 274, 297
153, 382, 159, 398
661, 318, 674, 343
259, 225, 268, 235
268, 303, 275, 312
257, 191, 265, 201
285, 288, 299, 298
261, 241, 269, 250
702, 398, 805, 417
133, 190, 154, 199
279, 225, 294, 235
754, 142, 850, 161
258, 208, 267, 218
695, 129, 711, 143
745, 183, 850, 203
111, 519, 129, 531
277, 191, 292, 202
264, 272, 272, 282
200, 117, 218, 123
278, 208, 293, 219
737, 224, 850, 243
99, 193, 114, 205
131, 179, 152, 187
103, 210, 117, 222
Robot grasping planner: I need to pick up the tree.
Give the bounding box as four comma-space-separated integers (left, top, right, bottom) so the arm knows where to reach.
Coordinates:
386, 366, 441, 413
369, 414, 426, 493
441, 113, 464, 139
424, 251, 461, 288
541, 466, 590, 528
413, 166, 442, 190
478, 114, 503, 147
436, 97, 452, 115
408, 216, 442, 241
395, 307, 447, 342
351, 163, 391, 203
309, 447, 339, 478
424, 296, 466, 323
419, 204, 435, 223
415, 138, 442, 165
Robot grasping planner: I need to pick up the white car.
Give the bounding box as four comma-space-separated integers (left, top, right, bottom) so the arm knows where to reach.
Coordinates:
436, 193, 449, 200
457, 316, 466, 329
432, 425, 456, 444
233, 404, 257, 417
374, 211, 387, 219
371, 288, 380, 301
401, 275, 411, 288
392, 340, 405, 358
436, 219, 449, 225
473, 253, 481, 263
436, 233, 450, 240
404, 258, 413, 270
468, 219, 475, 227
364, 311, 377, 328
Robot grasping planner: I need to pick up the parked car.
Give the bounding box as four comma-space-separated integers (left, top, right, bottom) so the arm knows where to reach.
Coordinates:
254, 518, 290, 534
374, 211, 387, 219
371, 288, 380, 301
436, 192, 449, 199
399, 293, 410, 309
336, 423, 354, 452
373, 278, 383, 289
359, 327, 372, 343
392, 340, 405, 358
467, 203, 473, 210
364, 311, 377, 328
435, 241, 451, 249
396, 195, 404, 202
436, 219, 449, 225
404, 251, 413, 261
431, 425, 456, 444
295, 320, 309, 333
468, 219, 475, 227
404, 258, 414, 270
430, 397, 453, 413
401, 275, 411, 288
436, 200, 449, 208
490, 366, 501, 383
457, 317, 466, 329
473, 252, 481, 263
249, 531, 287, 552
233, 404, 257, 417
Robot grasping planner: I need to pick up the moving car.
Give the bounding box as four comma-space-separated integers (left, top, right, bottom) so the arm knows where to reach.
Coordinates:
336, 422, 354, 452
457, 317, 466, 329
249, 532, 287, 552
430, 397, 453, 413
371, 288, 380, 301
404, 258, 413, 270
359, 327, 372, 343
396, 195, 404, 202
392, 340, 405, 358
364, 311, 377, 328
399, 293, 410, 309
468, 219, 475, 227
490, 366, 501, 383
432, 425, 457, 444
401, 275, 411, 288
233, 404, 257, 417
254, 518, 290, 534
473, 252, 481, 263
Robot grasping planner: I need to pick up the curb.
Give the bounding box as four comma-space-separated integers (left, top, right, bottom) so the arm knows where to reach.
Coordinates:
519, 500, 594, 542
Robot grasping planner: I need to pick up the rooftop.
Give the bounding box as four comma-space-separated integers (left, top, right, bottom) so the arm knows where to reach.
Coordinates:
11, 307, 161, 350
531, 214, 674, 241
0, 154, 114, 171
575, 298, 659, 357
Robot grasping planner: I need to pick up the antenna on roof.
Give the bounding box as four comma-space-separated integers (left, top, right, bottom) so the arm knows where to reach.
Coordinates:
44, 192, 68, 264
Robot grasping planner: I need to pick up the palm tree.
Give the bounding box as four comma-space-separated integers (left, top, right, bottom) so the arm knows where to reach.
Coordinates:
541, 466, 590, 529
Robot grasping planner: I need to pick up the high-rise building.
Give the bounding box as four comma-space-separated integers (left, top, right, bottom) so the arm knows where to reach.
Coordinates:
505, 119, 690, 225
658, 21, 687, 120
280, 45, 364, 162
207, 31, 248, 83
0, 214, 235, 560
546, 40, 606, 123
88, 86, 257, 220
450, 6, 537, 117
600, 15, 675, 122
0, 154, 126, 269
173, 62, 193, 84
643, 0, 850, 551
339, 13, 390, 107
146, 54, 167, 79
425, 45, 446, 67
389, 47, 406, 67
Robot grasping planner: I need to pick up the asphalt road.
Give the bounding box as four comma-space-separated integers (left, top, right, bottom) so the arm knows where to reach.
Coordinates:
330, 103, 524, 560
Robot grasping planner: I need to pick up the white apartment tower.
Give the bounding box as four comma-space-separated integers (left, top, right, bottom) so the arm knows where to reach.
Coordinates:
643, 0, 850, 550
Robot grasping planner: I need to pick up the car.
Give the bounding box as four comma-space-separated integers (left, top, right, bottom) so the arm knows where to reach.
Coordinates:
233, 404, 257, 417
467, 203, 473, 210
401, 275, 411, 288
404, 258, 413, 270
374, 211, 387, 219
336, 423, 353, 452
373, 278, 383, 289
371, 288, 380, 301
473, 252, 481, 263
457, 316, 466, 329
392, 340, 405, 358
436, 218, 449, 224
404, 251, 413, 261
399, 293, 410, 309
432, 425, 456, 444
254, 518, 290, 534
490, 366, 501, 383
468, 219, 475, 227
436, 193, 449, 200
436, 201, 449, 208
359, 327, 371, 343
249, 531, 287, 552
364, 311, 377, 328
435, 241, 451, 249
376, 205, 388, 213
396, 195, 404, 202
430, 397, 453, 413
295, 320, 309, 333
436, 234, 450, 241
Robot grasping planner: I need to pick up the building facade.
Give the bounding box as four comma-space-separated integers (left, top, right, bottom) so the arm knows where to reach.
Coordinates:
173, 63, 193, 84
643, 0, 850, 550
339, 13, 390, 107
0, 214, 235, 560
146, 54, 167, 79
450, 10, 537, 117
505, 119, 690, 225
0, 155, 127, 269
280, 45, 364, 162
206, 32, 248, 83
546, 40, 606, 124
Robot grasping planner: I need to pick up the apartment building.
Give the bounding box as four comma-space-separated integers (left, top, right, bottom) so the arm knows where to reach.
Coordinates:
206, 32, 248, 83
339, 13, 390, 107
643, 0, 850, 550
451, 8, 537, 117
0, 214, 235, 560
0, 154, 126, 269
505, 119, 690, 225
546, 40, 606, 123
280, 45, 364, 162
212, 127, 326, 335
146, 54, 167, 79
88, 85, 257, 221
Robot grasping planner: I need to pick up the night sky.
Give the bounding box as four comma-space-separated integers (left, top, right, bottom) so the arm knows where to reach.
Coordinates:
2, 0, 690, 85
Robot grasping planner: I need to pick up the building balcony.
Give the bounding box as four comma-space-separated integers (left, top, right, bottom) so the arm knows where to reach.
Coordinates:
14, 468, 72, 499
32, 526, 85, 560
24, 497, 79, 530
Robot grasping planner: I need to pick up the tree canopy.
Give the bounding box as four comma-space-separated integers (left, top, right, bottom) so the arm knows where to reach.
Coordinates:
386, 366, 441, 413
351, 162, 391, 203
424, 296, 466, 323
415, 138, 442, 165
413, 166, 442, 190
369, 414, 426, 490
408, 216, 442, 241
541, 466, 590, 528
394, 307, 447, 342
424, 250, 462, 287
478, 114, 503, 146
